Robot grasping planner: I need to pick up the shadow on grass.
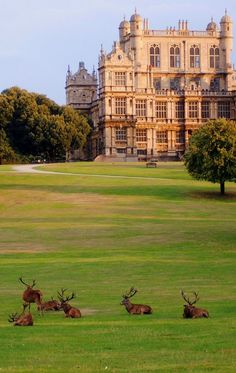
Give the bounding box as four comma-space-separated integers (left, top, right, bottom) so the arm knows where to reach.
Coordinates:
0, 183, 190, 200
190, 190, 236, 201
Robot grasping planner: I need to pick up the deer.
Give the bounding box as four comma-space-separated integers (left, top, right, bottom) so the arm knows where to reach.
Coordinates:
37, 297, 61, 312
19, 277, 43, 312
8, 311, 33, 326
120, 287, 153, 315
57, 289, 81, 318
181, 290, 209, 319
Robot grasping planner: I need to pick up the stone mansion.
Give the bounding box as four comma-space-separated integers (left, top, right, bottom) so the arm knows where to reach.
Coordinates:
65, 11, 236, 161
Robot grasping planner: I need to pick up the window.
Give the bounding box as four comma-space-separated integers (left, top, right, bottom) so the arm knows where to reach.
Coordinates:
117, 148, 126, 153
170, 78, 180, 90
156, 131, 167, 143
115, 128, 127, 141
153, 78, 161, 90
176, 130, 185, 143
156, 102, 167, 118
218, 102, 230, 119
210, 78, 220, 91
136, 100, 147, 117
150, 45, 160, 67
190, 46, 200, 68
188, 101, 198, 118
210, 46, 220, 68
136, 129, 147, 142
170, 45, 180, 68
115, 98, 126, 115
115, 72, 126, 86
175, 101, 185, 119
202, 101, 210, 119
137, 149, 147, 155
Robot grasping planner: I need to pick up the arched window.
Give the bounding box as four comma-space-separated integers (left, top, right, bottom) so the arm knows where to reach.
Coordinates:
190, 45, 200, 68
150, 45, 160, 67
170, 45, 180, 68
210, 46, 220, 68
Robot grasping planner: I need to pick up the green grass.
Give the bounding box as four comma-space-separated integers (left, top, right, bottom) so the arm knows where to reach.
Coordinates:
0, 162, 235, 372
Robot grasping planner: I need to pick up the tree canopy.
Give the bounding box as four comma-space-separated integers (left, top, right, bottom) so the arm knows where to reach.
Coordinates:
0, 87, 91, 164
184, 119, 236, 195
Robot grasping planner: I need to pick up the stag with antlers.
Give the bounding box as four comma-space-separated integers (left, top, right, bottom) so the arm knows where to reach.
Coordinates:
120, 287, 152, 315
57, 289, 81, 318
181, 290, 209, 319
8, 311, 33, 326
19, 277, 43, 312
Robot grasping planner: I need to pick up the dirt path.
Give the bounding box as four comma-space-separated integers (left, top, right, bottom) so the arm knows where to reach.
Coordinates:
12, 164, 167, 181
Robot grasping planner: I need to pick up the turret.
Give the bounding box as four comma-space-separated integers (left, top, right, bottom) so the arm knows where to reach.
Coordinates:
129, 11, 143, 64
220, 10, 233, 68
119, 19, 130, 42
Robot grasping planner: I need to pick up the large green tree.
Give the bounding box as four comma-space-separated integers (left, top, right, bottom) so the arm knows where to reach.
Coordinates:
0, 87, 91, 163
184, 119, 236, 195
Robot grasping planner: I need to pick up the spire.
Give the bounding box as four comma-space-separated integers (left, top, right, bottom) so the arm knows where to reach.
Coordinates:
225, 8, 227, 16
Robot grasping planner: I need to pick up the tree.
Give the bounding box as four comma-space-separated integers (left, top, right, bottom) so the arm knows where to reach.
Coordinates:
0, 87, 91, 163
184, 119, 236, 195
0, 129, 16, 164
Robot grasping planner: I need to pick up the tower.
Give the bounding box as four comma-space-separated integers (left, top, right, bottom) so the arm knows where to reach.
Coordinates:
220, 10, 233, 68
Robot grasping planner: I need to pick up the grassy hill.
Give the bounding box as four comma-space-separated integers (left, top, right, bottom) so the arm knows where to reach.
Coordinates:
0, 162, 235, 372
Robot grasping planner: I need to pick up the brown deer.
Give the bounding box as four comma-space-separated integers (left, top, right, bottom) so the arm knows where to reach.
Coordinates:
37, 297, 61, 312
181, 290, 209, 319
19, 277, 43, 311
8, 311, 33, 326
120, 287, 153, 315
57, 289, 81, 318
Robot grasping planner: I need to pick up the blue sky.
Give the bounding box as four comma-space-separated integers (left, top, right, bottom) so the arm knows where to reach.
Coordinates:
0, 0, 235, 104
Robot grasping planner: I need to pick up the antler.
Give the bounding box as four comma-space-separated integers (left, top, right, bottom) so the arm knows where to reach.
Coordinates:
19, 277, 36, 288
191, 291, 199, 305
181, 290, 200, 305
122, 287, 138, 299
8, 313, 19, 323
57, 288, 67, 301
65, 292, 76, 303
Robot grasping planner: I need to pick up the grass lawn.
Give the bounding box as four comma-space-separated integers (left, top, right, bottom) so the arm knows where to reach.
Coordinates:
0, 162, 235, 372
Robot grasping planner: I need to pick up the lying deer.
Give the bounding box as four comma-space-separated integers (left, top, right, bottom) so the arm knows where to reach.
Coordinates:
19, 277, 43, 311
121, 287, 152, 315
8, 311, 33, 326
181, 290, 209, 319
57, 289, 81, 318
37, 297, 61, 312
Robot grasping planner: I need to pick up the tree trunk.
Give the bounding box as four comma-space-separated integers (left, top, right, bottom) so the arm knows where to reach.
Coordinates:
220, 181, 225, 195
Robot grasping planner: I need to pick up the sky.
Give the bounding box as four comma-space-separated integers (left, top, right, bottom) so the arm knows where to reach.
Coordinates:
0, 0, 235, 105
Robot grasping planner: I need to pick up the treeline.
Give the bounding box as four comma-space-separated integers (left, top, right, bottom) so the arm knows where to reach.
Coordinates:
0, 87, 91, 164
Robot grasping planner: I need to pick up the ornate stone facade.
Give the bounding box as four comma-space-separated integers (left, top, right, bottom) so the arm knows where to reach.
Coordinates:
66, 11, 236, 161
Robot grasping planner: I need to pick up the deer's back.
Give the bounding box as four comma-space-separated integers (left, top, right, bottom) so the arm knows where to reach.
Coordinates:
66, 307, 81, 318
129, 304, 152, 315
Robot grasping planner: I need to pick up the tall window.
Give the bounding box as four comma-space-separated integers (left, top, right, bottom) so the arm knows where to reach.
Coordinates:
136, 100, 147, 117
218, 102, 230, 119
170, 78, 180, 90
175, 101, 185, 119
210, 78, 220, 91
188, 102, 198, 118
190, 45, 200, 68
156, 131, 167, 143
202, 101, 210, 119
115, 72, 126, 86
136, 129, 147, 142
115, 128, 127, 141
153, 78, 161, 90
156, 102, 167, 118
115, 98, 126, 115
210, 46, 220, 68
150, 45, 160, 67
170, 45, 180, 68
176, 130, 185, 143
